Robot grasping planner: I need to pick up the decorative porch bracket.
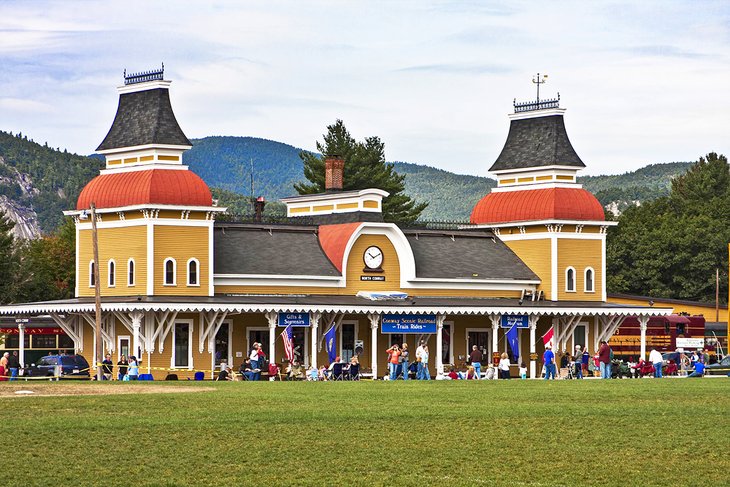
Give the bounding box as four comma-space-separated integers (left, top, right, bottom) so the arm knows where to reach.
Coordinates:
49, 313, 83, 353
554, 314, 582, 352
594, 315, 624, 350
199, 310, 229, 353
79, 312, 115, 354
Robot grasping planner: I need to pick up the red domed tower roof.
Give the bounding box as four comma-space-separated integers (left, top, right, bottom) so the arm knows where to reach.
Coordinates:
77, 168, 212, 210
470, 187, 605, 224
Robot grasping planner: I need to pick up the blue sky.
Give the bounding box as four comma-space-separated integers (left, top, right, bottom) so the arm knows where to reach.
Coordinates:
1, 0, 728, 176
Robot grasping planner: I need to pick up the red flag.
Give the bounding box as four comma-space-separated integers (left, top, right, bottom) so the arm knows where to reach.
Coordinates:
542, 326, 554, 347
280, 325, 294, 362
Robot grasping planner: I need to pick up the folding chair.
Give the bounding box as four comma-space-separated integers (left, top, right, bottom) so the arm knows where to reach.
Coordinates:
332, 363, 345, 381
348, 364, 360, 381
268, 363, 282, 381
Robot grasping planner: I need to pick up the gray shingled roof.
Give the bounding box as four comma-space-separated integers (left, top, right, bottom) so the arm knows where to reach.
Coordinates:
489, 114, 585, 172
404, 230, 539, 281
96, 88, 191, 151
214, 224, 340, 276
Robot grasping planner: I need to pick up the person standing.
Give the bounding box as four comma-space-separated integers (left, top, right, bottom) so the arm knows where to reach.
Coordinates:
101, 354, 113, 381
117, 355, 128, 380
249, 343, 264, 381
127, 356, 139, 380
386, 344, 401, 380
543, 345, 556, 380
581, 348, 590, 376
649, 348, 663, 379
0, 352, 8, 380
400, 343, 410, 380
598, 341, 612, 379
415, 340, 426, 380
7, 351, 20, 381
469, 345, 483, 379
498, 352, 511, 379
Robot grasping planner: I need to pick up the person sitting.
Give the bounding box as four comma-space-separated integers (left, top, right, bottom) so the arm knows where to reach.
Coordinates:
325, 356, 341, 379
239, 359, 255, 381
317, 365, 329, 381
306, 366, 319, 381
484, 363, 496, 380
216, 366, 233, 381
687, 361, 705, 378
465, 366, 478, 380
447, 367, 459, 380
288, 361, 305, 380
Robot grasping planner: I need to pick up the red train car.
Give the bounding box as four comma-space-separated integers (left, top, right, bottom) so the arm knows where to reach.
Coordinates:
609, 314, 705, 359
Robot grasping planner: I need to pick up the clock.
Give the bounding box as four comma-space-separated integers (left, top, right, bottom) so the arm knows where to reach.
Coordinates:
363, 245, 384, 271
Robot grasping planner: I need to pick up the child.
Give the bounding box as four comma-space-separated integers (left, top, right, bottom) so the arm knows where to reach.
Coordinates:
306, 366, 318, 381
519, 362, 527, 379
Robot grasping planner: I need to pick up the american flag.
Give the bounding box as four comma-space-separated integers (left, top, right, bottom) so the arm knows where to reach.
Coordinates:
280, 325, 294, 362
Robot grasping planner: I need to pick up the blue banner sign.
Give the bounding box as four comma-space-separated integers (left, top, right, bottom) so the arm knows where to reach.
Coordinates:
381, 314, 437, 334
278, 312, 310, 327
501, 314, 529, 328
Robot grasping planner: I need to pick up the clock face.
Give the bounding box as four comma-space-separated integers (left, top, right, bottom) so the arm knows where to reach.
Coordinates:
363, 246, 383, 270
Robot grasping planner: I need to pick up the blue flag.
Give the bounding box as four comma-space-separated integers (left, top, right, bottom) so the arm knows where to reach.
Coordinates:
324, 323, 337, 363
506, 324, 519, 362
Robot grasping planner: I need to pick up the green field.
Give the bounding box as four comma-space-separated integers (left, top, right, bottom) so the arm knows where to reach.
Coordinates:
2, 379, 728, 486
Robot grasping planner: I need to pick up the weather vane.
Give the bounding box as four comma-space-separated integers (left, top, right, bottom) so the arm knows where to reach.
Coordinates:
532, 73, 548, 102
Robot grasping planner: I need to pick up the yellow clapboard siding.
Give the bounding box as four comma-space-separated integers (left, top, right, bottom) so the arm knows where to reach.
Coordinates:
535, 175, 552, 181
158, 155, 180, 161
336, 203, 358, 210
77, 225, 147, 297
517, 177, 534, 183
499, 179, 516, 184
557, 238, 602, 301
289, 207, 310, 214
123, 157, 138, 164
313, 204, 334, 212
139, 155, 154, 162
107, 159, 121, 165
153, 225, 209, 295
556, 175, 574, 181
362, 200, 379, 209
504, 239, 551, 296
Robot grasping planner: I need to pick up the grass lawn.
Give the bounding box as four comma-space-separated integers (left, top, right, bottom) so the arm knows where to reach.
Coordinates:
2, 379, 728, 486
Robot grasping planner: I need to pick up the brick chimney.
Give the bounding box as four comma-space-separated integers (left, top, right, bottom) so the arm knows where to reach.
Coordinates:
253, 196, 266, 222
324, 155, 344, 191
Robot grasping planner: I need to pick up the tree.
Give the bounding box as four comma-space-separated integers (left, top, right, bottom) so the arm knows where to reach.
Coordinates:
607, 153, 730, 303
295, 120, 427, 224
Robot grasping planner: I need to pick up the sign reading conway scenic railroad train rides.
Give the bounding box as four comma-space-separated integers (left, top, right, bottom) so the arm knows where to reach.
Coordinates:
500, 315, 529, 328
381, 314, 437, 333
278, 313, 310, 327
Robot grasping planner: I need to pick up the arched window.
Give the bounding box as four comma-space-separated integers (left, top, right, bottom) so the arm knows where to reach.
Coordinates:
187, 258, 199, 286
565, 267, 576, 292
128, 259, 135, 286
89, 260, 95, 287
584, 267, 595, 292
164, 258, 176, 286
108, 260, 116, 287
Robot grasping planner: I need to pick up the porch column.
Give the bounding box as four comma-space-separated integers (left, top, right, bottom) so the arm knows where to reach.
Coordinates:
310, 312, 321, 371
489, 314, 500, 359
131, 312, 143, 361
529, 315, 538, 379
368, 314, 380, 379
18, 323, 25, 368
639, 316, 649, 361
436, 314, 446, 376
266, 312, 277, 364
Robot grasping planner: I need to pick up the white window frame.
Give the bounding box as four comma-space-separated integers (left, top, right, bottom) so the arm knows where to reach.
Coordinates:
571, 323, 589, 352
171, 319, 194, 369
118, 335, 131, 361
127, 258, 135, 287
465, 327, 492, 363
89, 260, 95, 288
565, 266, 576, 293
212, 319, 233, 376
107, 259, 116, 288
187, 258, 200, 287
584, 267, 595, 293
163, 257, 177, 286
338, 320, 359, 359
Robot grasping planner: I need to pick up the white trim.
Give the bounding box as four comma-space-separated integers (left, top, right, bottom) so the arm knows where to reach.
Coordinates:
146, 223, 154, 295
75, 224, 80, 297
97, 143, 192, 155
280, 188, 389, 203
74, 218, 223, 231
171, 319, 194, 369
507, 107, 566, 121
466, 327, 493, 362
187, 258, 200, 287
127, 258, 136, 287
0, 301, 674, 318
570, 323, 589, 352
208, 221, 214, 297
117, 335, 131, 361
491, 164, 581, 176
584, 267, 595, 293
107, 259, 116, 288
490, 182, 582, 192
101, 163, 188, 175
601, 236, 607, 302
212, 318, 233, 375
65, 204, 226, 217
565, 266, 576, 293
338, 320, 359, 360
550, 236, 557, 301
498, 232, 607, 242
116, 79, 172, 95
89, 260, 95, 288
163, 258, 177, 286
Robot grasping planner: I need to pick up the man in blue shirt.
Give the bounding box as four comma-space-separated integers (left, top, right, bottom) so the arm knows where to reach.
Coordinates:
543, 345, 556, 380
687, 361, 705, 378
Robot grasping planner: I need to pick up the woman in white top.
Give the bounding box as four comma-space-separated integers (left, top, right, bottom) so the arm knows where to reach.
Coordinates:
498, 352, 511, 379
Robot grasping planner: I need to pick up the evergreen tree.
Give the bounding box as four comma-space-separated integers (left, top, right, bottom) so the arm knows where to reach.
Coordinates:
295, 120, 427, 224
607, 153, 730, 303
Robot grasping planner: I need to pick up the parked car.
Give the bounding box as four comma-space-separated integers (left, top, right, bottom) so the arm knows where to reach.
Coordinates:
23, 354, 91, 379
705, 355, 730, 376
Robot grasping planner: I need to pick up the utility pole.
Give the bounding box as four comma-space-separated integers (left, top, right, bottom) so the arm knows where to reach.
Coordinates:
716, 268, 720, 323
90, 202, 103, 381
